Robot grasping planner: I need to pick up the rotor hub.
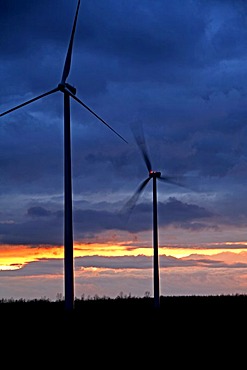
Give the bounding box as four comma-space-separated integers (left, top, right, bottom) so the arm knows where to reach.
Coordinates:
58, 82, 76, 95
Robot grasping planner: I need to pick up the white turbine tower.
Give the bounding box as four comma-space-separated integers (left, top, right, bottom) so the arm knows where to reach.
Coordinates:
0, 0, 127, 312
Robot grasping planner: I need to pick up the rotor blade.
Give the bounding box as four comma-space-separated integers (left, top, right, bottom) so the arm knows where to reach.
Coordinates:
68, 90, 128, 143
61, 0, 81, 84
132, 122, 152, 172
160, 174, 200, 193
159, 175, 190, 189
0, 87, 59, 117
122, 176, 151, 216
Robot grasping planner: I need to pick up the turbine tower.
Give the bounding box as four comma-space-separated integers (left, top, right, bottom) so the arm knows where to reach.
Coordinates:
0, 0, 127, 312
124, 125, 187, 309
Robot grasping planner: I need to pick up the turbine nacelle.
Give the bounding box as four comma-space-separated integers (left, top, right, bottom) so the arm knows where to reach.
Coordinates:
149, 170, 161, 178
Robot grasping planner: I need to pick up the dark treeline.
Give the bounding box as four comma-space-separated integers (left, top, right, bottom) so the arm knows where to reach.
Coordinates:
2, 293, 247, 312
1, 294, 247, 329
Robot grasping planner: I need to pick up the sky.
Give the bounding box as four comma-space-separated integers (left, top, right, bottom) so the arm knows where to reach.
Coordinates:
1, 0, 247, 301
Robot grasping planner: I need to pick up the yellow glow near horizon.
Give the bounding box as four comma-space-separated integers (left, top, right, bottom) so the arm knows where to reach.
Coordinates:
0, 242, 147, 270
1, 241, 247, 271
159, 247, 231, 258
0, 264, 23, 271
0, 244, 64, 270
74, 243, 154, 257
159, 241, 247, 258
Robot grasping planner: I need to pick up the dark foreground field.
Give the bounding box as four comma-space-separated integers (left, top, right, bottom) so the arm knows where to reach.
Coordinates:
2, 294, 246, 362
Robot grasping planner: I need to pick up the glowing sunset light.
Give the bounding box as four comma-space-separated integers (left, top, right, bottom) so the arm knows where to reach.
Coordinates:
0, 264, 22, 271
0, 242, 150, 270
74, 242, 154, 257
159, 246, 247, 258
0, 244, 64, 270
224, 241, 247, 246
1, 240, 247, 272
0, 242, 155, 270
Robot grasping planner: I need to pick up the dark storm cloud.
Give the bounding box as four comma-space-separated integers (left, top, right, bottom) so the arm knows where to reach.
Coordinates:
1, 0, 247, 247
74, 254, 247, 270
76, 254, 218, 269
0, 196, 230, 246
0, 215, 63, 245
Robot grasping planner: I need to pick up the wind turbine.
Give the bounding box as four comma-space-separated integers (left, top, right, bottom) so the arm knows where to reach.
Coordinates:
124, 125, 187, 310
0, 0, 127, 312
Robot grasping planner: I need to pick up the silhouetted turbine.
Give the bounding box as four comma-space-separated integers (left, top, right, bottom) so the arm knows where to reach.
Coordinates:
0, 0, 127, 312
124, 125, 187, 309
